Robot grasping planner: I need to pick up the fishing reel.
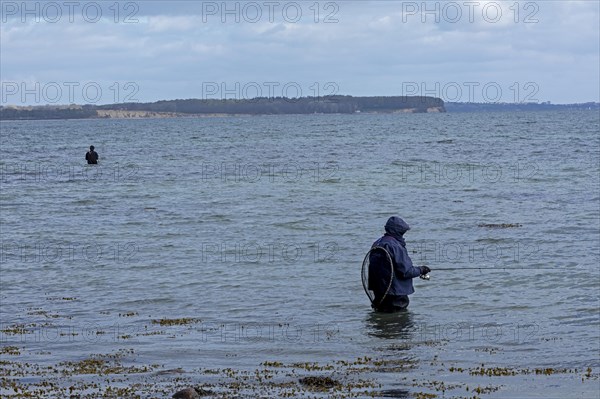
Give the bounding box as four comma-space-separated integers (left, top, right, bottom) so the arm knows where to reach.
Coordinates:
419, 266, 431, 280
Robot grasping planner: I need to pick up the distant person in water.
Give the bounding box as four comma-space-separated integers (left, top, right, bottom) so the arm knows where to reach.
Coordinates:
85, 145, 98, 164
368, 216, 430, 312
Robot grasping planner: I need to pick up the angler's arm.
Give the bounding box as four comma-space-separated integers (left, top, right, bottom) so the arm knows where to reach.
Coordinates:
391, 246, 422, 279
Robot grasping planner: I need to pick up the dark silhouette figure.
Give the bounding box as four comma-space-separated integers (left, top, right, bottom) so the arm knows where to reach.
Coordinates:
86, 146, 99, 164
368, 216, 430, 312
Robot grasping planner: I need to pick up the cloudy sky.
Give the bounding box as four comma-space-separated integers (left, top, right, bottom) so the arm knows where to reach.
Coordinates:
1, 0, 599, 105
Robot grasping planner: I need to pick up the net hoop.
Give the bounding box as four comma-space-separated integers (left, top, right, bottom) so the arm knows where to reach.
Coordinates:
361, 246, 394, 308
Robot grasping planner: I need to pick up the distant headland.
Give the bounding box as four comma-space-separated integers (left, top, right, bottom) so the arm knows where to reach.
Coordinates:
1, 97, 598, 120
0, 96, 445, 120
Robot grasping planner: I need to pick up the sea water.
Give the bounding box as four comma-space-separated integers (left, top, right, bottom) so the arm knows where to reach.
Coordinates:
1, 111, 598, 398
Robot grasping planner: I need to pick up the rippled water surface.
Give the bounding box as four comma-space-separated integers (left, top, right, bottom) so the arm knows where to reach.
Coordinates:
1, 111, 599, 398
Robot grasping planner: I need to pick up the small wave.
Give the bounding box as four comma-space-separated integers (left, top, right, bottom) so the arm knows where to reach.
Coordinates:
0, 202, 28, 207
118, 297, 176, 306
272, 219, 311, 230
72, 199, 96, 205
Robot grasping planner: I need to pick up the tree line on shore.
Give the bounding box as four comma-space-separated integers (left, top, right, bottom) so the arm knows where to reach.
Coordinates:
0, 95, 444, 120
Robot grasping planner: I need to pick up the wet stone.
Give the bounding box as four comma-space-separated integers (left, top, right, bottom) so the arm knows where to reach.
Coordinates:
298, 376, 341, 390
172, 387, 213, 398
172, 387, 199, 399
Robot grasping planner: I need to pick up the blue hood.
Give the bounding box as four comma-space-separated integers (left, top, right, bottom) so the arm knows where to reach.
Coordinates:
384, 216, 410, 239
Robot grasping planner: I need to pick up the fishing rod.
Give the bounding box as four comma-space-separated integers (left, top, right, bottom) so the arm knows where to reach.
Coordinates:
419, 266, 557, 280
425, 267, 557, 270
361, 246, 561, 304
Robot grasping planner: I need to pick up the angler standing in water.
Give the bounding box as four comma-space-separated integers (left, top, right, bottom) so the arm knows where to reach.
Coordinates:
366, 216, 430, 312
85, 145, 99, 164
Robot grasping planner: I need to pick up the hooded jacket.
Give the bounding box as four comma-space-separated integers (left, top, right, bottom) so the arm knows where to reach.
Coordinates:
369, 217, 422, 299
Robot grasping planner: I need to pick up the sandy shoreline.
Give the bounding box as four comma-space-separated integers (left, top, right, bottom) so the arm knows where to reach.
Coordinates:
96, 110, 244, 119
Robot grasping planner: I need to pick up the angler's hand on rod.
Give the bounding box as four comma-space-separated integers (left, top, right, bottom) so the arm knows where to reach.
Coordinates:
419, 266, 431, 280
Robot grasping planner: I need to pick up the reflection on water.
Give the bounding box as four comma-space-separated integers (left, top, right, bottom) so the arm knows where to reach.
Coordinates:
365, 310, 414, 341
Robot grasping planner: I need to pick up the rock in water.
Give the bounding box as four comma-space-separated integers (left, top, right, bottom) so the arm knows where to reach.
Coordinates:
299, 376, 340, 390
172, 387, 199, 399
172, 387, 213, 398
